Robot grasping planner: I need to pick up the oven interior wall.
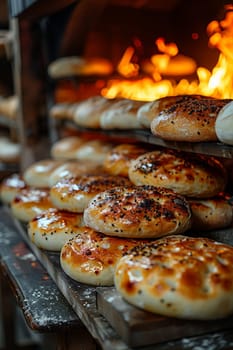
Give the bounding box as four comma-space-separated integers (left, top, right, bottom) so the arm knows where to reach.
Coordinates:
44, 0, 226, 70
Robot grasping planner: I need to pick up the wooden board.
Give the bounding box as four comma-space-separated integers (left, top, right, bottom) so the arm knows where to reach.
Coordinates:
97, 287, 233, 347
97, 226, 233, 347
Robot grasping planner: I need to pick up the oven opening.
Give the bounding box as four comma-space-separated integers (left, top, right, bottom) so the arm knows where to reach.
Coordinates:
45, 0, 233, 104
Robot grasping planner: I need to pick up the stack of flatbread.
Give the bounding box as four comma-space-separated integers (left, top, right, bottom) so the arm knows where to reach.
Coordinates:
1, 94, 233, 321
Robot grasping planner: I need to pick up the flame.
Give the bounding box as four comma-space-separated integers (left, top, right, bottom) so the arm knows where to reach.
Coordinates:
117, 46, 139, 78
102, 6, 233, 101
155, 37, 178, 56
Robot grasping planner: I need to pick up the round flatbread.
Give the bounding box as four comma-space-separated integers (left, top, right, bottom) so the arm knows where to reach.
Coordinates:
11, 188, 55, 222
137, 95, 214, 129
48, 56, 113, 78
75, 140, 113, 165
150, 98, 231, 142
0, 173, 28, 204
51, 136, 86, 160
60, 226, 151, 286
128, 149, 226, 198
48, 161, 105, 187
188, 197, 233, 231
50, 174, 132, 213
28, 209, 84, 251
49, 102, 79, 121
100, 99, 144, 130
0, 136, 20, 163
73, 96, 115, 128
103, 143, 149, 177
114, 235, 233, 320
215, 100, 233, 145
83, 185, 191, 238
23, 159, 63, 188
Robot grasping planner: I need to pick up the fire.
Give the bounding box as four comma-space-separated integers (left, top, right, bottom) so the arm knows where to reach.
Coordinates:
155, 37, 178, 56
102, 5, 233, 101
117, 46, 139, 78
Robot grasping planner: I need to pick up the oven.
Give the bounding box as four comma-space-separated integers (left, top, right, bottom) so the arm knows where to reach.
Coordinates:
7, 0, 232, 169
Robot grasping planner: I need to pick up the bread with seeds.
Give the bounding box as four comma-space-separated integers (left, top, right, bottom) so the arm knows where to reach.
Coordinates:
11, 188, 55, 222
188, 197, 233, 231
150, 98, 231, 142
128, 149, 226, 198
114, 235, 233, 320
28, 209, 83, 251
83, 185, 191, 238
50, 174, 131, 213
60, 226, 151, 286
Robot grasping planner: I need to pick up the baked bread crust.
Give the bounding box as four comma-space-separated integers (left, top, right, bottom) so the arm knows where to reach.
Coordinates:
28, 209, 84, 251
0, 173, 27, 204
49, 102, 79, 121
128, 150, 226, 198
150, 98, 231, 142
50, 174, 131, 213
23, 159, 63, 188
114, 235, 233, 320
48, 161, 105, 187
103, 143, 149, 177
188, 197, 233, 231
75, 140, 113, 165
137, 95, 213, 128
137, 95, 187, 128
48, 56, 113, 78
60, 227, 151, 286
83, 185, 191, 238
73, 96, 114, 128
11, 188, 54, 222
215, 100, 233, 145
100, 99, 144, 130
51, 136, 86, 160
0, 136, 20, 163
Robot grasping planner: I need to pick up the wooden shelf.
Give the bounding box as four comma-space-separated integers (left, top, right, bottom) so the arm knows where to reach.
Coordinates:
56, 121, 233, 159
6, 205, 233, 350
0, 206, 81, 332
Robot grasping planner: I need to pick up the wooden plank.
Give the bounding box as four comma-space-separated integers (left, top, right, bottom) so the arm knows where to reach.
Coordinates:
96, 227, 233, 347
96, 287, 233, 347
